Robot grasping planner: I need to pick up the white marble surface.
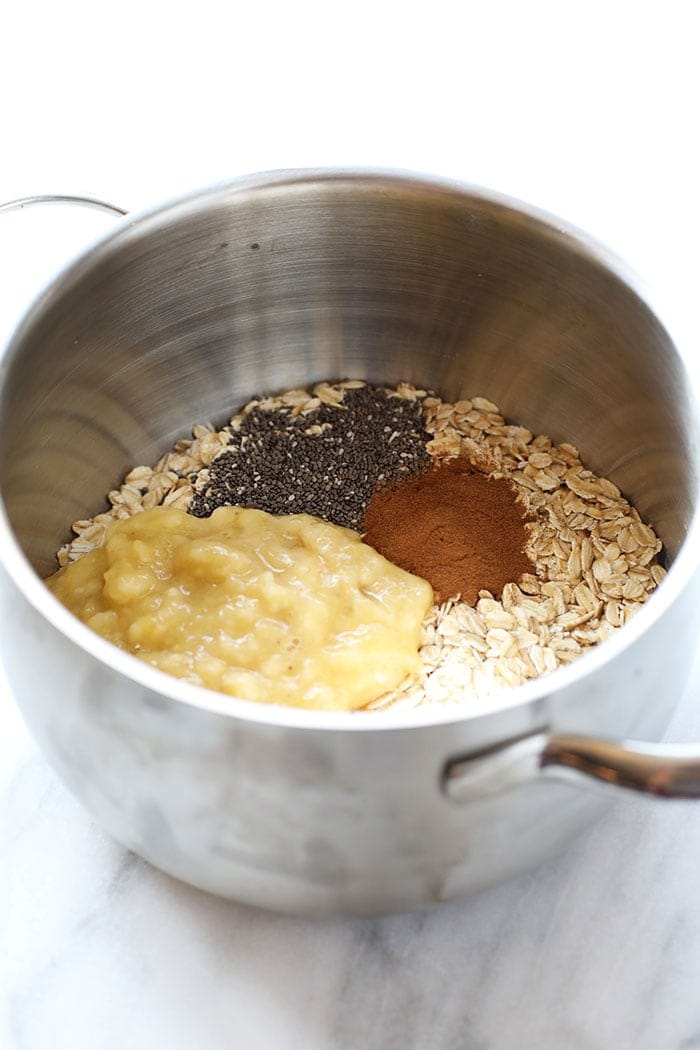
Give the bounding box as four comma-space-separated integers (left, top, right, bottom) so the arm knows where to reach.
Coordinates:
3, 3, 700, 1047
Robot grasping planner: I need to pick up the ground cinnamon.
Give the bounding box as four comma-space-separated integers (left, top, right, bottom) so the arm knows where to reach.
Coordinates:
362, 457, 535, 604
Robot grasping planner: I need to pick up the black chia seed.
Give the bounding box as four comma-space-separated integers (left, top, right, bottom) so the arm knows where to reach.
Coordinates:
188, 384, 432, 530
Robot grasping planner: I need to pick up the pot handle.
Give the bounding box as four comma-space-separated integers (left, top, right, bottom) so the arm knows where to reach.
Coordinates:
0, 194, 128, 218
443, 732, 700, 802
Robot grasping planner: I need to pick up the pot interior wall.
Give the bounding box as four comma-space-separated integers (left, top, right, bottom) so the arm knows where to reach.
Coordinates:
0, 176, 696, 577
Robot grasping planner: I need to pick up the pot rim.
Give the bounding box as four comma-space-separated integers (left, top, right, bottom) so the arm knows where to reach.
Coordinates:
1, 167, 699, 732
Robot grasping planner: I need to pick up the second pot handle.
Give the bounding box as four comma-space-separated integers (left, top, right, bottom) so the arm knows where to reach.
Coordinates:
0, 194, 128, 218
444, 732, 700, 802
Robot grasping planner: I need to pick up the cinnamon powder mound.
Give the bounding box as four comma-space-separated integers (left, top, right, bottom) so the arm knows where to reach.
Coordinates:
362, 456, 535, 605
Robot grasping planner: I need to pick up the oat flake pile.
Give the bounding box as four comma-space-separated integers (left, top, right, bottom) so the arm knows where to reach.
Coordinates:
57, 380, 665, 712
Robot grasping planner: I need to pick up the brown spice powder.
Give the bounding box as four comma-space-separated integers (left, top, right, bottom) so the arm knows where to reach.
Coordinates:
362, 456, 535, 604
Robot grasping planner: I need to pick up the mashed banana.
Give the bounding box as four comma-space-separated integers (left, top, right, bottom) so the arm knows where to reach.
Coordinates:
46, 505, 433, 710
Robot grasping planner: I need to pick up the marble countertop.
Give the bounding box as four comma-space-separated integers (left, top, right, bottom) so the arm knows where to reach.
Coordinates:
3, 650, 700, 1050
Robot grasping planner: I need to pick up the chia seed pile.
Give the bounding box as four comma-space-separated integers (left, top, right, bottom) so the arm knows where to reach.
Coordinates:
189, 383, 432, 530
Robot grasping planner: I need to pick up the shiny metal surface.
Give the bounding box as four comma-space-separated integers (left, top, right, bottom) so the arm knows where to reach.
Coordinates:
445, 733, 700, 802
0, 194, 128, 217
0, 170, 699, 915
443, 731, 551, 803
543, 736, 700, 797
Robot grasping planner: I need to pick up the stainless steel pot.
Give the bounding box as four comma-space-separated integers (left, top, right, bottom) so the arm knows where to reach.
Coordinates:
1, 171, 699, 916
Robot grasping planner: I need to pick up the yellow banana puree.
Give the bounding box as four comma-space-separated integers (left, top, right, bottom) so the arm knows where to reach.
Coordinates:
46, 505, 433, 710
